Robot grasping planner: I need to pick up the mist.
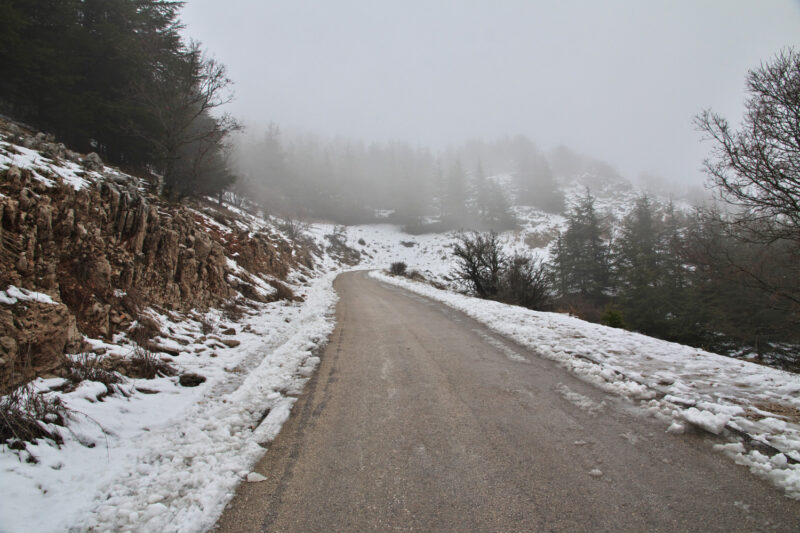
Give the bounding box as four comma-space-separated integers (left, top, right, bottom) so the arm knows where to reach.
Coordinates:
181, 0, 799, 189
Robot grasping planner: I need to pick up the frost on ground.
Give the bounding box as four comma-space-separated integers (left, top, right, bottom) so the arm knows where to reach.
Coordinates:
371, 270, 800, 499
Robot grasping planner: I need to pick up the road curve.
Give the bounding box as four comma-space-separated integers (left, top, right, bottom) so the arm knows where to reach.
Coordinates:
214, 270, 800, 532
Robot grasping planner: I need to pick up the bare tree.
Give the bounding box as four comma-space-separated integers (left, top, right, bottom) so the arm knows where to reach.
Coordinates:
278, 217, 311, 241
451, 232, 503, 298
499, 254, 552, 310
132, 42, 241, 200
696, 48, 800, 244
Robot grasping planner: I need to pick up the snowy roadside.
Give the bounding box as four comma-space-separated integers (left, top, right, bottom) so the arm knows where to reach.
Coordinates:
0, 272, 339, 533
371, 271, 800, 499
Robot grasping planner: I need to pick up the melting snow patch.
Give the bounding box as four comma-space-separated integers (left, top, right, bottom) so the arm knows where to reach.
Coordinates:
555, 383, 606, 415
680, 407, 731, 435
0, 285, 57, 305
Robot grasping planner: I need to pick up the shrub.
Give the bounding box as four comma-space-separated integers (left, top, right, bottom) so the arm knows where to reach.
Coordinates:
0, 385, 69, 448
499, 254, 552, 310
65, 354, 123, 396
278, 218, 310, 240
601, 304, 627, 329
390, 262, 407, 275
451, 232, 503, 298
128, 347, 177, 379
451, 231, 554, 311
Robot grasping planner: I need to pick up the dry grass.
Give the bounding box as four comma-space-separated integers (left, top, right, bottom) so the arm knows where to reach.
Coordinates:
754, 402, 800, 422
128, 315, 162, 346
0, 385, 69, 450
128, 346, 177, 379
221, 299, 245, 322
64, 353, 123, 396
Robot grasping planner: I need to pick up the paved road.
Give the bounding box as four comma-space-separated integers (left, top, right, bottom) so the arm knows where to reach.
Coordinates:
215, 271, 800, 532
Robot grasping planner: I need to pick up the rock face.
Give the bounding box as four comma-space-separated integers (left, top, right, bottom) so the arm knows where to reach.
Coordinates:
0, 299, 83, 387
0, 127, 305, 393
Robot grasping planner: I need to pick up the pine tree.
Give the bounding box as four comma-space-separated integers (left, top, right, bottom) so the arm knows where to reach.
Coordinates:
0, 0, 238, 201
614, 195, 666, 335
551, 189, 610, 304
442, 160, 469, 227
517, 152, 565, 213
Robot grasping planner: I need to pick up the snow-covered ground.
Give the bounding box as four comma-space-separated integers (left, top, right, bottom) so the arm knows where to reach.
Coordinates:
371, 270, 800, 499
0, 271, 339, 533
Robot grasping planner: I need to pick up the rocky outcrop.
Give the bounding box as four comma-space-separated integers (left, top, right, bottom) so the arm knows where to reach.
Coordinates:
0, 299, 82, 387
0, 128, 306, 393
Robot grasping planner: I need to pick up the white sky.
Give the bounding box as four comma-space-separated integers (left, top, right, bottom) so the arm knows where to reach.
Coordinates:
180, 0, 800, 184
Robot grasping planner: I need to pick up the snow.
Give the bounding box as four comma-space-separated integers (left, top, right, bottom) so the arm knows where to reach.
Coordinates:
371, 270, 800, 499
0, 138, 91, 190
680, 407, 731, 435
0, 271, 339, 533
0, 285, 57, 305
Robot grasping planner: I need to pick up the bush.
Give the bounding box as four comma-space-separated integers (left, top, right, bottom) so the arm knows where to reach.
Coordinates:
128, 347, 177, 379
451, 232, 503, 298
390, 262, 407, 275
278, 218, 311, 240
451, 232, 553, 311
65, 354, 123, 396
499, 254, 552, 310
601, 304, 627, 329
0, 385, 69, 449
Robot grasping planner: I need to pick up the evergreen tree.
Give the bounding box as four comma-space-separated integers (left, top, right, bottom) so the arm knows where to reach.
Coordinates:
481, 181, 516, 230
0, 0, 237, 201
551, 190, 610, 304
517, 151, 565, 213
614, 195, 667, 335
442, 160, 469, 227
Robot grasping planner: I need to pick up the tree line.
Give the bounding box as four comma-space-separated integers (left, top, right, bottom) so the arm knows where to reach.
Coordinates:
232, 129, 565, 228
452, 49, 800, 370
0, 0, 237, 200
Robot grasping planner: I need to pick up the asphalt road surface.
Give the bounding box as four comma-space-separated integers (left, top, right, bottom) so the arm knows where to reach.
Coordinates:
215, 271, 800, 532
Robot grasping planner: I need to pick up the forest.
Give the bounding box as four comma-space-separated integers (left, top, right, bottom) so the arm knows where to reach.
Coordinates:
0, 0, 237, 200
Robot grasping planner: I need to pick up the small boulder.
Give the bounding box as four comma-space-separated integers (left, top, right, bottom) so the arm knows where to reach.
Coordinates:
82, 152, 104, 171
178, 373, 206, 387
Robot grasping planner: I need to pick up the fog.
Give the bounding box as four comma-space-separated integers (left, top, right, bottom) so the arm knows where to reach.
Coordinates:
181, 0, 800, 188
